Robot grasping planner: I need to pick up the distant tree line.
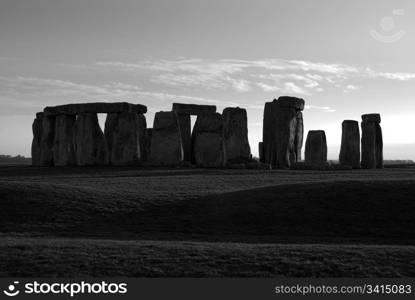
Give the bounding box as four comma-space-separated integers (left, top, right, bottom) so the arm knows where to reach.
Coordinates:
0, 155, 31, 164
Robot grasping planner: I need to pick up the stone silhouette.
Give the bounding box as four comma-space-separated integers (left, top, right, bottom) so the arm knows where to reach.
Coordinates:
44, 102, 147, 116
32, 102, 148, 167
192, 113, 226, 168
305, 130, 327, 167
39, 115, 56, 166
53, 114, 76, 166
172, 103, 217, 161
222, 107, 251, 161
31, 113, 44, 166
258, 142, 264, 163
339, 120, 360, 168
105, 112, 144, 166
74, 113, 109, 166
262, 96, 304, 168
361, 113, 383, 169
149, 111, 184, 165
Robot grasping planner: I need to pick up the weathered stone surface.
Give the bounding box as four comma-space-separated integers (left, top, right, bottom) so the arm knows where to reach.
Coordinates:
294, 112, 304, 162
172, 103, 216, 115
31, 114, 43, 166
262, 97, 304, 168
149, 111, 183, 165
362, 113, 381, 124
53, 115, 76, 166
177, 113, 192, 161
44, 102, 147, 116
74, 113, 109, 166
137, 114, 147, 162
277, 96, 305, 110
305, 130, 327, 166
144, 128, 153, 161
339, 120, 360, 168
105, 112, 144, 165
361, 114, 383, 169
222, 107, 251, 161
258, 142, 264, 162
39, 116, 56, 166
192, 113, 226, 167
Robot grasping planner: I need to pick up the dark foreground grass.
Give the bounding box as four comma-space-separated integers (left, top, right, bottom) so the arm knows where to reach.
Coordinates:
1, 177, 415, 244
1, 166, 415, 277
1, 237, 415, 277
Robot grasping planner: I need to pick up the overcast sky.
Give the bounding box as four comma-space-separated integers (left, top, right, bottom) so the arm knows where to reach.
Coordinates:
1, 0, 415, 159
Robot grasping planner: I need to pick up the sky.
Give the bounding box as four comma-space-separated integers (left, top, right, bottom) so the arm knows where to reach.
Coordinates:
1, 0, 415, 159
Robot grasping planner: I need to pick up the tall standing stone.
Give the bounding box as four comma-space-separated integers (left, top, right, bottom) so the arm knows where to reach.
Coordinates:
192, 113, 226, 167
339, 120, 360, 168
172, 103, 217, 162
262, 97, 305, 168
149, 111, 183, 165
31, 113, 43, 166
294, 111, 304, 162
137, 114, 147, 162
305, 130, 327, 167
53, 114, 76, 166
74, 113, 109, 166
361, 114, 383, 169
258, 142, 264, 162
222, 107, 251, 162
105, 112, 144, 165
40, 115, 56, 166
177, 113, 191, 161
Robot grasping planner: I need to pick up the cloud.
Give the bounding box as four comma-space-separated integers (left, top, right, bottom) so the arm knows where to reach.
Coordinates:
95, 58, 415, 97
305, 105, 336, 113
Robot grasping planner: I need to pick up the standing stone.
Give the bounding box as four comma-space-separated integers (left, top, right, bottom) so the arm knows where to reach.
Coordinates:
105, 112, 144, 165
339, 120, 360, 168
149, 111, 183, 165
53, 114, 76, 166
137, 114, 147, 162
361, 114, 383, 169
192, 113, 226, 167
177, 113, 191, 161
222, 107, 251, 162
31, 113, 43, 166
294, 111, 304, 162
305, 130, 327, 167
74, 113, 109, 166
258, 142, 264, 162
40, 115, 56, 166
144, 128, 153, 161
262, 97, 305, 168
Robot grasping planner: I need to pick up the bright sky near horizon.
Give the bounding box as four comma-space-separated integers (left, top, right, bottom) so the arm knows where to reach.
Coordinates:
1, 0, 415, 159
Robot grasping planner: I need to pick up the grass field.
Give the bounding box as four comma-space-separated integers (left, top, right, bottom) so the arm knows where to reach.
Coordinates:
1, 165, 415, 277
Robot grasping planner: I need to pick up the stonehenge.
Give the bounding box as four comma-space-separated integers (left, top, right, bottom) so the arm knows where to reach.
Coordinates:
149, 111, 184, 165
53, 114, 77, 166
305, 130, 327, 167
172, 103, 217, 161
105, 112, 144, 165
30, 99, 385, 170
39, 115, 56, 166
31, 113, 43, 166
74, 113, 109, 166
339, 120, 360, 168
222, 107, 251, 162
192, 113, 226, 167
32, 102, 147, 167
261, 96, 304, 168
361, 113, 383, 169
